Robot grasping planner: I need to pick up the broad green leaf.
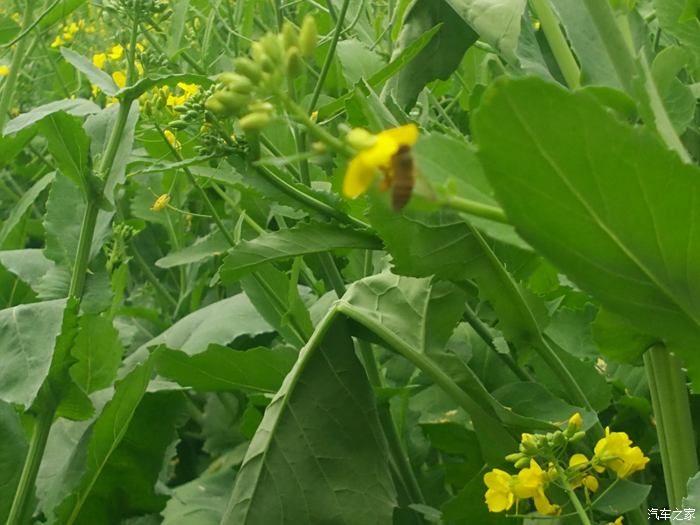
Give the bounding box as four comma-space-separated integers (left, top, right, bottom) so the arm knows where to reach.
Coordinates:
50, 357, 167, 523
552, 0, 620, 87
0, 400, 28, 523
162, 469, 236, 525
593, 309, 657, 363
60, 47, 118, 96
156, 231, 230, 268
3, 98, 100, 136
0, 14, 20, 45
0, 127, 35, 168
0, 249, 54, 290
69, 315, 122, 394
385, 0, 478, 107
0, 298, 67, 408
491, 382, 590, 424
84, 101, 140, 203
240, 264, 313, 348
131, 293, 272, 362
219, 222, 381, 284
592, 479, 651, 515
442, 474, 508, 524
39, 0, 87, 29
473, 77, 700, 384
0, 172, 54, 246
221, 317, 397, 524
679, 471, 700, 523
446, 0, 527, 61
336, 38, 385, 85
156, 345, 297, 392
318, 26, 441, 118
116, 73, 212, 102
653, 0, 700, 67
39, 113, 91, 194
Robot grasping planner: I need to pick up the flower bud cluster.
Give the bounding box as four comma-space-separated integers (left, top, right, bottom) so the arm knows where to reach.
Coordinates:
205, 16, 318, 133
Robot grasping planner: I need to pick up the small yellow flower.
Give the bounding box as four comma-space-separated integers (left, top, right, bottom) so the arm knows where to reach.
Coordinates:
310, 110, 318, 122
164, 129, 181, 151
92, 53, 107, 69
166, 82, 199, 108
594, 427, 649, 478
0, 65, 9, 77
484, 469, 515, 512
112, 71, 126, 89
343, 124, 419, 198
108, 44, 124, 60
513, 460, 559, 516
608, 517, 624, 525
582, 475, 599, 492
50, 35, 64, 48
135, 61, 144, 76
151, 194, 171, 212
568, 412, 583, 431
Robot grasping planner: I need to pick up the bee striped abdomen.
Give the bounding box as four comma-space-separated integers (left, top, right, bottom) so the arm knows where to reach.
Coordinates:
390, 145, 415, 211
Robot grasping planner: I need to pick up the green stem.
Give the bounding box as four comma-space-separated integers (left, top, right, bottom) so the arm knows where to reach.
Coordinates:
4, 401, 54, 525
556, 466, 593, 525
530, 0, 581, 89
443, 195, 509, 224
644, 346, 698, 508
0, 0, 34, 130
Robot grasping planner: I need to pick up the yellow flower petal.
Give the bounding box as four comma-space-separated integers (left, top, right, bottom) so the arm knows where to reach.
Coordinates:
164, 129, 181, 151
583, 475, 599, 492
112, 71, 126, 89
377, 123, 419, 147
0, 65, 9, 77
343, 155, 376, 198
569, 453, 589, 468
50, 35, 63, 48
92, 53, 107, 69
108, 44, 124, 60
151, 193, 171, 212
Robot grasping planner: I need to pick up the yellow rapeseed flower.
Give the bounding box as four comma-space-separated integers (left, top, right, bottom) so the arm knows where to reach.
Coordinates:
112, 71, 126, 89
568, 454, 599, 492
568, 412, 583, 430
593, 427, 649, 478
108, 44, 124, 60
512, 459, 559, 516
166, 82, 199, 108
50, 35, 64, 48
151, 194, 171, 212
608, 517, 624, 525
342, 124, 418, 198
484, 469, 515, 512
164, 129, 181, 151
0, 65, 9, 77
92, 53, 107, 69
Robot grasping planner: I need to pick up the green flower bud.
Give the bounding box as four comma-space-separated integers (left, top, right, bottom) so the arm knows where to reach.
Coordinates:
213, 90, 250, 114
169, 119, 188, 130
234, 57, 262, 83
514, 457, 531, 469
282, 20, 298, 49
299, 15, 317, 57
505, 453, 523, 463
204, 96, 228, 116
248, 100, 274, 113
569, 431, 586, 443
219, 72, 254, 94
239, 111, 271, 133
251, 42, 274, 72
311, 141, 327, 154
260, 32, 284, 65
286, 46, 303, 78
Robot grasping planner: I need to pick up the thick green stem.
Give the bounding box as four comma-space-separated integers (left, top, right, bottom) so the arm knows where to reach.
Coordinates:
0, 0, 34, 130
644, 346, 698, 508
444, 195, 509, 224
5, 402, 54, 525
530, 0, 581, 89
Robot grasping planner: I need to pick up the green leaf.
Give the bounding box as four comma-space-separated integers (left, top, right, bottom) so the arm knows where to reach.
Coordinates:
221, 317, 397, 524
162, 469, 236, 525
0, 249, 54, 291
679, 471, 700, 523
0, 172, 54, 246
156, 345, 297, 393
240, 264, 313, 348
336, 38, 385, 85
442, 474, 508, 524
69, 315, 122, 394
593, 308, 657, 363
166, 0, 191, 58
38, 0, 87, 29
3, 98, 100, 136
473, 77, 700, 383
386, 0, 478, 107
39, 113, 91, 194
156, 231, 230, 268
491, 381, 590, 424
219, 222, 381, 284
60, 47, 118, 96
117, 73, 212, 102
0, 400, 28, 523
128, 293, 273, 365
0, 298, 67, 408
50, 357, 169, 523
0, 14, 20, 45
592, 479, 651, 516
446, 0, 527, 61
653, 0, 700, 67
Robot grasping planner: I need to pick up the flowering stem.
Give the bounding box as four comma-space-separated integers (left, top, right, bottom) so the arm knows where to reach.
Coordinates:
529, 0, 580, 89
644, 345, 698, 508
0, 0, 34, 130
556, 466, 593, 525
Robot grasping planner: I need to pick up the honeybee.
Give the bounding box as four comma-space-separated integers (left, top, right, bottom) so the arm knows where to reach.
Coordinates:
389, 145, 416, 211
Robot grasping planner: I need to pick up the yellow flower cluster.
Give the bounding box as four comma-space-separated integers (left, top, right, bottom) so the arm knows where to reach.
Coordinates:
89, 44, 146, 101
50, 20, 94, 48
164, 83, 199, 109
484, 414, 649, 518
